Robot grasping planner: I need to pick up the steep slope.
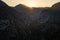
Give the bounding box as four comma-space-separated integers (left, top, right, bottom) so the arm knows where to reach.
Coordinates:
51, 2, 60, 10
0, 1, 19, 40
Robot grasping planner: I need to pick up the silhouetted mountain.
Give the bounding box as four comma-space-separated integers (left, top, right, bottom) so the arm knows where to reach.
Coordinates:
0, 0, 10, 20
0, 1, 19, 40
48, 2, 60, 23
14, 4, 50, 24
14, 3, 60, 23
0, 1, 60, 40
50, 1, 60, 21
51, 2, 60, 10
14, 4, 32, 14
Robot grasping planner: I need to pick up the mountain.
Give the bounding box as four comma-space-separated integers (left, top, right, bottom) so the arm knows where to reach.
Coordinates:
14, 4, 50, 24
51, 2, 60, 10
14, 4, 33, 14
0, 1, 19, 40
31, 2, 60, 23
51, 2, 60, 23
0, 1, 60, 40
49, 2, 60, 23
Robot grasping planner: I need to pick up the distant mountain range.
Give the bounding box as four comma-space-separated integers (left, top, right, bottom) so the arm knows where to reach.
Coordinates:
13, 2, 60, 23
0, 0, 60, 25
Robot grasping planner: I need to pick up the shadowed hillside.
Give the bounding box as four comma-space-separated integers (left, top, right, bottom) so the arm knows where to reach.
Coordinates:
0, 0, 60, 40
14, 4, 32, 13
51, 2, 60, 10
0, 1, 19, 40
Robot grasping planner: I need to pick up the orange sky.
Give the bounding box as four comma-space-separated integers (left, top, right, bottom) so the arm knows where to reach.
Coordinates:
2, 0, 60, 7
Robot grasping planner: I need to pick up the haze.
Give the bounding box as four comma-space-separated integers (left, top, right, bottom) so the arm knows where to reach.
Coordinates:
2, 0, 60, 7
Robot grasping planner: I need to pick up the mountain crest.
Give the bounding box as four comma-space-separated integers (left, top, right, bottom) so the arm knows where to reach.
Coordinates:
51, 2, 60, 10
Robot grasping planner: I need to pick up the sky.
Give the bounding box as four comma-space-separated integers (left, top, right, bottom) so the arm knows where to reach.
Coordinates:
2, 0, 60, 7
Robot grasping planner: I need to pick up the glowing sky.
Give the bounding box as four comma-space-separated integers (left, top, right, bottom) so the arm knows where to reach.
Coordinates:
2, 0, 60, 7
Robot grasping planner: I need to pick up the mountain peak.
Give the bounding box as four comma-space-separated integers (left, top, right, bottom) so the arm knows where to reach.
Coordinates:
15, 4, 27, 8
14, 4, 33, 13
15, 4, 31, 9
51, 2, 60, 10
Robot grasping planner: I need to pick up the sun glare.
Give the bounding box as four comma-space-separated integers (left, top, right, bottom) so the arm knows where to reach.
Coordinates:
26, 2, 38, 7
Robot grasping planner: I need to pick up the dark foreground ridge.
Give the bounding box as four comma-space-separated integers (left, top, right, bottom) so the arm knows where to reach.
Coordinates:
0, 0, 60, 40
